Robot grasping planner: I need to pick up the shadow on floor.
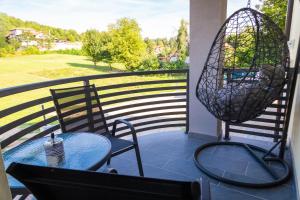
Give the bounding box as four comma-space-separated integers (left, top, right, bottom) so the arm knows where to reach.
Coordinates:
103, 131, 297, 200
67, 62, 123, 73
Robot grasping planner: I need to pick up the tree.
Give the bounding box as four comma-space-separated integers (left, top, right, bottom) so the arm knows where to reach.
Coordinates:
176, 19, 188, 61
82, 29, 113, 67
82, 30, 102, 66
8, 38, 21, 50
144, 38, 156, 55
108, 18, 146, 71
98, 31, 113, 69
0, 34, 7, 48
259, 0, 287, 31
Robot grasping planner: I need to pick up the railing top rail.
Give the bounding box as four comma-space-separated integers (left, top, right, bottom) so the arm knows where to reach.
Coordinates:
0, 69, 188, 98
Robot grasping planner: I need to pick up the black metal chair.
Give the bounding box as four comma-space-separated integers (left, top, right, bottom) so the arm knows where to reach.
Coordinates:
7, 162, 210, 200
50, 84, 144, 176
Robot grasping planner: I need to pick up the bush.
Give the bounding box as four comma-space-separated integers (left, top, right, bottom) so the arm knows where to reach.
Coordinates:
21, 46, 41, 55
138, 56, 160, 71
0, 45, 16, 57
51, 49, 84, 56
160, 59, 187, 70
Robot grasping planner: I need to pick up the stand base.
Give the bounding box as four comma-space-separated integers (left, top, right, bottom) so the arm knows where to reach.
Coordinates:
194, 141, 291, 188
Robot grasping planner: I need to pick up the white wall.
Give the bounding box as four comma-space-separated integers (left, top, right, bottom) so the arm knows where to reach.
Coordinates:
189, 0, 227, 137
0, 149, 12, 200
287, 0, 300, 198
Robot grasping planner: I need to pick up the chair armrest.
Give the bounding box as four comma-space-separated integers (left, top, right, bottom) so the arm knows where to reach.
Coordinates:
101, 167, 118, 174
199, 178, 210, 200
111, 119, 136, 137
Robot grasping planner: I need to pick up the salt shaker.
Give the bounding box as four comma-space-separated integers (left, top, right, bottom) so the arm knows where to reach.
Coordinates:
44, 133, 65, 167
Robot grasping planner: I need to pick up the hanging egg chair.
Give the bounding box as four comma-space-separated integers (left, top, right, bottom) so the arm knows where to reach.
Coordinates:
196, 7, 289, 123
194, 6, 292, 188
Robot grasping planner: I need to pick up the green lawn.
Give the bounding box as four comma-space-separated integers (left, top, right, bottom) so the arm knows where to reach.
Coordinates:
0, 54, 125, 88
0, 54, 184, 126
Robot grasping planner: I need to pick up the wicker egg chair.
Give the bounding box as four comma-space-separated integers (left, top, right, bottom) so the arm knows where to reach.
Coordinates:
194, 7, 292, 188
196, 8, 289, 123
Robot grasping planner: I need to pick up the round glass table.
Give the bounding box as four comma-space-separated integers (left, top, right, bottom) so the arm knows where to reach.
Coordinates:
3, 132, 111, 188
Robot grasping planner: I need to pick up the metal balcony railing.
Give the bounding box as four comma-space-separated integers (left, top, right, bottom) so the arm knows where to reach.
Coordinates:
0, 69, 189, 150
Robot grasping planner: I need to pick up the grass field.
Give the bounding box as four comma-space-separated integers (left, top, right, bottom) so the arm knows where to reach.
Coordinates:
0, 54, 185, 126
0, 54, 125, 89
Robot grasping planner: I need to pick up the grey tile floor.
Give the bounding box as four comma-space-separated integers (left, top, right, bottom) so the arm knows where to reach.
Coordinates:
102, 131, 297, 200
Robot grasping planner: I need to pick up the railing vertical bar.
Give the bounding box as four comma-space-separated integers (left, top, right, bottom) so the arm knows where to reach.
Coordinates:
185, 69, 190, 134
224, 122, 230, 140
83, 80, 90, 86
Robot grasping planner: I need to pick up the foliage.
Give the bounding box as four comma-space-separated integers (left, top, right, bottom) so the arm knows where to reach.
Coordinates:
223, 0, 288, 69
19, 31, 35, 47
144, 38, 156, 55
21, 46, 41, 55
82, 29, 108, 66
160, 60, 187, 70
0, 45, 15, 57
108, 18, 146, 71
138, 55, 160, 71
47, 49, 84, 56
176, 20, 188, 61
0, 54, 179, 125
0, 34, 7, 48
225, 27, 256, 68
7, 38, 21, 50
143, 19, 189, 67
0, 12, 81, 43
259, 0, 287, 31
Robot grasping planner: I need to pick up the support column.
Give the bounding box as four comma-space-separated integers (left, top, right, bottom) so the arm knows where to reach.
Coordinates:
189, 0, 227, 138
0, 148, 12, 200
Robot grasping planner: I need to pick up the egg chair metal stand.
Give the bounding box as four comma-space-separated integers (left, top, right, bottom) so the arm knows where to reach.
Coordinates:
193, 7, 295, 188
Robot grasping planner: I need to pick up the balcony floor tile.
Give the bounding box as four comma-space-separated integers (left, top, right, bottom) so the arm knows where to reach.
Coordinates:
101, 130, 297, 200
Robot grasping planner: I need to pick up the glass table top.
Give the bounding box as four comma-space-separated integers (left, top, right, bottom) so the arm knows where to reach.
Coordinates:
4, 132, 111, 188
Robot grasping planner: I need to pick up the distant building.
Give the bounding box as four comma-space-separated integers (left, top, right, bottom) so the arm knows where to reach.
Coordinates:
7, 28, 47, 40
6, 28, 82, 51
169, 53, 179, 62
6, 28, 48, 49
154, 46, 164, 55
50, 41, 82, 51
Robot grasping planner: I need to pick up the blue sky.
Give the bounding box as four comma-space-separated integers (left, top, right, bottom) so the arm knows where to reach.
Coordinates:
0, 0, 261, 38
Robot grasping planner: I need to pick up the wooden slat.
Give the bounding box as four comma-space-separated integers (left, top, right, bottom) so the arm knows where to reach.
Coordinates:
105, 105, 186, 121
0, 96, 52, 118
99, 86, 186, 99
261, 111, 285, 116
52, 87, 95, 99
250, 117, 284, 124
0, 107, 56, 135
228, 128, 282, 139
104, 98, 186, 113
229, 122, 283, 131
106, 111, 186, 127
116, 123, 186, 138
58, 96, 97, 109
1, 116, 58, 148
113, 117, 186, 132
97, 79, 186, 90
101, 92, 186, 106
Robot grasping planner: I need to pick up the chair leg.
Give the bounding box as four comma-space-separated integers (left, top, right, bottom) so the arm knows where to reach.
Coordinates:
134, 144, 144, 176
107, 157, 111, 166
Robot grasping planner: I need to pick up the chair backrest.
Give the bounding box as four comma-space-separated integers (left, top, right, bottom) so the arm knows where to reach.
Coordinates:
7, 162, 208, 200
50, 84, 109, 134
